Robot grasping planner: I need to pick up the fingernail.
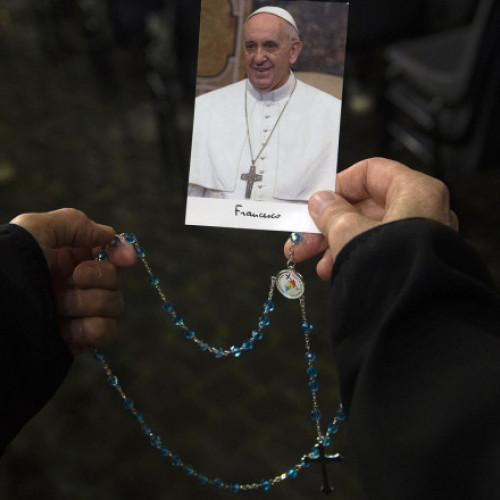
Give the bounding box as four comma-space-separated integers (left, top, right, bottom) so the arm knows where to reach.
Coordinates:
309, 191, 336, 218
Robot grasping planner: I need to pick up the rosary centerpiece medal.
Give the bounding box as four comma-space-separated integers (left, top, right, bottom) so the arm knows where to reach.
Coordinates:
276, 268, 305, 300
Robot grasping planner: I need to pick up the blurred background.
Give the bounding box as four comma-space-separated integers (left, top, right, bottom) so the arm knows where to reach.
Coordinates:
0, 0, 499, 499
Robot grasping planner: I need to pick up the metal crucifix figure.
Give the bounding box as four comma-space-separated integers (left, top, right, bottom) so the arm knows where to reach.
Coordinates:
241, 165, 263, 198
303, 444, 343, 495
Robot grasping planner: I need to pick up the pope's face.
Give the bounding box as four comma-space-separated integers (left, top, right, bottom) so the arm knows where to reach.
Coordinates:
244, 14, 302, 92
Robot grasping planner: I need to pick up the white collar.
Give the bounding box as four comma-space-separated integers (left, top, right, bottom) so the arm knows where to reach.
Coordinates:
246, 72, 296, 102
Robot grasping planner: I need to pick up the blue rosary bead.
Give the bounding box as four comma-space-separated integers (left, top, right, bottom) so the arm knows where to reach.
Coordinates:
150, 435, 162, 448
305, 351, 316, 363
258, 315, 270, 327
149, 275, 160, 286
287, 468, 298, 479
159, 446, 169, 457
171, 455, 183, 467
110, 235, 121, 247
173, 316, 184, 327
336, 408, 346, 422
310, 409, 322, 422
197, 475, 209, 485
135, 246, 146, 259
184, 329, 195, 340
133, 411, 144, 423
231, 346, 242, 358
184, 465, 195, 476
213, 478, 225, 489
263, 300, 275, 313
162, 301, 174, 314
290, 232, 303, 243
308, 381, 319, 392
94, 351, 105, 361
229, 483, 241, 493
124, 398, 135, 411
141, 424, 152, 436
125, 233, 137, 244
242, 340, 253, 351
107, 375, 119, 387
302, 322, 313, 334
328, 422, 339, 435
307, 366, 318, 379
97, 250, 108, 261
251, 329, 263, 341
260, 480, 272, 491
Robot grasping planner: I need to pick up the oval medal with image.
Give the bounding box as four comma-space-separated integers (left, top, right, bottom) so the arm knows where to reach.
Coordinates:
276, 269, 305, 299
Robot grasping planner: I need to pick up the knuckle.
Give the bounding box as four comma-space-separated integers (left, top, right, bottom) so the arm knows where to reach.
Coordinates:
329, 211, 362, 235
73, 262, 94, 286
115, 293, 125, 315
81, 317, 118, 348
58, 289, 83, 316
55, 207, 87, 220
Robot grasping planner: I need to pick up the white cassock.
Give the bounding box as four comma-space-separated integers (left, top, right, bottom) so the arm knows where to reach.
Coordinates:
188, 72, 342, 202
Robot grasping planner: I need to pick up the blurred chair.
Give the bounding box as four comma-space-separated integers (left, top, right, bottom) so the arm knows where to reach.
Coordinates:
383, 0, 500, 181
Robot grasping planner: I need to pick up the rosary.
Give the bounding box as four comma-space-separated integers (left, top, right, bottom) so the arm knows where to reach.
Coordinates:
95, 232, 345, 494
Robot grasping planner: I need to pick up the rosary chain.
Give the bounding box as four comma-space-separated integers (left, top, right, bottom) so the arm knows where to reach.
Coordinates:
93, 232, 345, 493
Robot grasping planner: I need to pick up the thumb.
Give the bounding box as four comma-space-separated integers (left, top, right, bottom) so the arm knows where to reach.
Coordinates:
309, 191, 378, 264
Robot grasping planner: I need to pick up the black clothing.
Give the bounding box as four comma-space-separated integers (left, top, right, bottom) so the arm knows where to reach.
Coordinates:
0, 224, 72, 455
330, 218, 500, 499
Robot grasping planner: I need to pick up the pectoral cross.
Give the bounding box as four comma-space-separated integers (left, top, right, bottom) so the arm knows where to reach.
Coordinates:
241, 165, 263, 199
304, 444, 343, 495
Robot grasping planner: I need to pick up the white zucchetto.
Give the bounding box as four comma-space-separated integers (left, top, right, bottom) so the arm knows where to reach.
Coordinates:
248, 6, 299, 36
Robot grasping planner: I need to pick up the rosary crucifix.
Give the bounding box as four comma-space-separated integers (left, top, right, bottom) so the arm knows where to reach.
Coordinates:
304, 444, 343, 495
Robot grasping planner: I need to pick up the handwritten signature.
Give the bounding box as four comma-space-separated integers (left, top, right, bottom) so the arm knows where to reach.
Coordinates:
234, 204, 282, 219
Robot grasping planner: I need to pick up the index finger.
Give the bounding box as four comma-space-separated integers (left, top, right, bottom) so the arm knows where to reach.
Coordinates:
11, 208, 115, 256
336, 157, 410, 205
337, 157, 455, 227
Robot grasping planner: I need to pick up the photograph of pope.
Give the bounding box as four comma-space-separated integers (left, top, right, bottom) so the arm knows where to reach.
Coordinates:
187, 4, 343, 203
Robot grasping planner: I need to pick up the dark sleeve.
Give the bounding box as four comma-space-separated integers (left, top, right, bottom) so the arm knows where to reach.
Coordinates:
0, 224, 72, 455
329, 218, 500, 500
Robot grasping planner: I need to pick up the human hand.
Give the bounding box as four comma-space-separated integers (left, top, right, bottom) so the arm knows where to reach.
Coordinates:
10, 208, 137, 354
285, 158, 458, 281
